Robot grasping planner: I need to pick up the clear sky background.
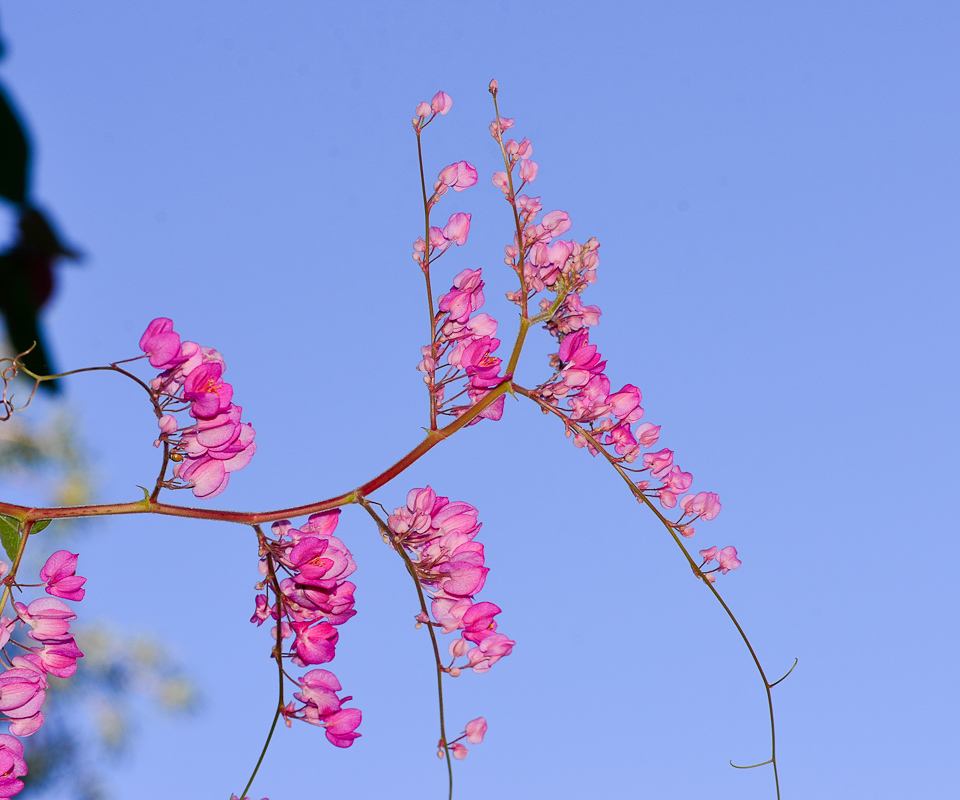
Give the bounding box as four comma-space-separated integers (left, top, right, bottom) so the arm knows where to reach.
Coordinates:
0, 2, 957, 799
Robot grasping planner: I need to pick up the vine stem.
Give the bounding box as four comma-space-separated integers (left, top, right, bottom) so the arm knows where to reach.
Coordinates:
415, 125, 440, 432
0, 377, 514, 526
236, 525, 286, 800
512, 383, 786, 799
357, 497, 455, 800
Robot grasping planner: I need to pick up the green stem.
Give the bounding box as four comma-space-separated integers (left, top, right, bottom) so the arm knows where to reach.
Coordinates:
416, 130, 440, 431
357, 497, 454, 799
237, 527, 286, 800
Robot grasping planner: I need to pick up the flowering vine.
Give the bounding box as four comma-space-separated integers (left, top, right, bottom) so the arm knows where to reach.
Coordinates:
0, 81, 793, 800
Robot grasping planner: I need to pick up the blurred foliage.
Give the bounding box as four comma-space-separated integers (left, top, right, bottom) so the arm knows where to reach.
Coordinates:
20, 626, 198, 800
0, 412, 91, 512
0, 415, 198, 800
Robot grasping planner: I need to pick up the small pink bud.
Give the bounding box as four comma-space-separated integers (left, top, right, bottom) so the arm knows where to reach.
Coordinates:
415, 101, 431, 118
488, 78, 498, 94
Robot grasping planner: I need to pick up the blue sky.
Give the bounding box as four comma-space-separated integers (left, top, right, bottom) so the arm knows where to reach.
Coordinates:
0, 2, 958, 798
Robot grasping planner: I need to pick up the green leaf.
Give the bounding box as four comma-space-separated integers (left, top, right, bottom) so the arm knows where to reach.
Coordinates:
0, 515, 21, 561
31, 518, 51, 534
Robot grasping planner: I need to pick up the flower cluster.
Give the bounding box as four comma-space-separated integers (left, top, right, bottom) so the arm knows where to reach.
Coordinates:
487, 88, 601, 333
409, 90, 505, 425
139, 318, 256, 499
533, 323, 737, 570
417, 268, 507, 423
0, 550, 86, 798
388, 487, 514, 674
251, 510, 361, 747
483, 95, 737, 578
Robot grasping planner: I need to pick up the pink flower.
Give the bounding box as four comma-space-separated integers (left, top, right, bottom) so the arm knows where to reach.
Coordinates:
39, 551, 86, 602
431, 596, 474, 634
643, 448, 674, 477
183, 362, 234, 419
457, 337, 503, 390
294, 669, 345, 721
323, 707, 362, 747
518, 159, 539, 183
659, 466, 693, 494
288, 535, 356, 590
139, 318, 184, 370
250, 595, 272, 625
175, 455, 230, 498
635, 422, 661, 448
290, 620, 339, 666
431, 91, 452, 115
465, 717, 487, 744
35, 639, 83, 678
699, 546, 718, 563
492, 171, 510, 195
0, 668, 46, 729
15, 598, 76, 644
441, 212, 472, 247
436, 546, 489, 598
558, 329, 605, 387
541, 209, 572, 237
438, 161, 479, 192
679, 491, 722, 521
0, 618, 14, 650
505, 138, 533, 160
461, 602, 501, 644
467, 633, 515, 673
0, 734, 27, 797
716, 546, 741, 574
489, 116, 514, 137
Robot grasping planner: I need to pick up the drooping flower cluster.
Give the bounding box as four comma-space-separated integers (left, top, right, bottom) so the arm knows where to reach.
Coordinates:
139, 318, 256, 499
251, 510, 361, 747
485, 91, 738, 579
533, 320, 737, 572
388, 487, 514, 674
0, 550, 86, 798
